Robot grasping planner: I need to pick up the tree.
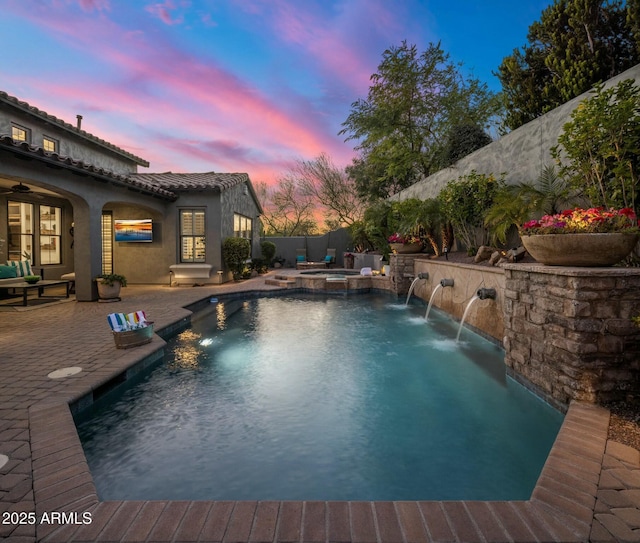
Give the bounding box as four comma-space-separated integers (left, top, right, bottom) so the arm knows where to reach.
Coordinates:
295, 153, 365, 228
442, 124, 492, 166
498, 0, 640, 131
255, 178, 318, 236
552, 79, 640, 215
340, 41, 501, 202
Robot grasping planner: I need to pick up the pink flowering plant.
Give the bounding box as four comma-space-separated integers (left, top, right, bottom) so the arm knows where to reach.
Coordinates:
520, 207, 637, 235
388, 233, 421, 244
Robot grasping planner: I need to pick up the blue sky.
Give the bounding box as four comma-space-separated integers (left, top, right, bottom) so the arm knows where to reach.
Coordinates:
1, 0, 553, 184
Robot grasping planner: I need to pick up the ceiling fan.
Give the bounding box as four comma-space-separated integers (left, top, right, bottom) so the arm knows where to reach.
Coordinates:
0, 182, 43, 198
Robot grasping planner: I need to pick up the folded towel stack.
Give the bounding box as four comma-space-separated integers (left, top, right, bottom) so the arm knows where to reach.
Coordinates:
107, 310, 149, 332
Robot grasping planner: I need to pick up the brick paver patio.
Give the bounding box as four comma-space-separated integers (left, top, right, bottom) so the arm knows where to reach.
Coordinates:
1, 271, 639, 542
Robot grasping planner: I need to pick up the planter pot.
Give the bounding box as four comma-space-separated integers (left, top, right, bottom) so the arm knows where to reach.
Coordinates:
521, 233, 639, 266
97, 281, 122, 301
390, 242, 422, 254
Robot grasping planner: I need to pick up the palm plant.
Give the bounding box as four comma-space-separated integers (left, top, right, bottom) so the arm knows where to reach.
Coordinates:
393, 198, 443, 255
484, 165, 579, 245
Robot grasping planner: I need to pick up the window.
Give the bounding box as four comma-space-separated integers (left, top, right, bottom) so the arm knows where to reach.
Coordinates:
11, 124, 29, 143
39, 206, 62, 265
43, 136, 58, 153
180, 209, 205, 262
234, 213, 252, 240
102, 213, 113, 275
7, 201, 34, 262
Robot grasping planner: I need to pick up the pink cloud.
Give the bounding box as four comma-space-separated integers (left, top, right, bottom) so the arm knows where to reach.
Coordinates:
145, 1, 184, 25
77, 0, 110, 12
3, 2, 357, 184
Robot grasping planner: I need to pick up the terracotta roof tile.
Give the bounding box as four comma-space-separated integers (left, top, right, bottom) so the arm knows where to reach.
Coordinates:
0, 136, 176, 201
130, 172, 249, 191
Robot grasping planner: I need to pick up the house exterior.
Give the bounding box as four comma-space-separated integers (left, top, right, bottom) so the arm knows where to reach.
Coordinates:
0, 90, 263, 301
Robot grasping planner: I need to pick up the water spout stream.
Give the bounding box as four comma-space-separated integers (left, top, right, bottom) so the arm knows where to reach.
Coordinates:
424, 284, 442, 321
425, 278, 454, 321
456, 295, 480, 343
405, 273, 429, 305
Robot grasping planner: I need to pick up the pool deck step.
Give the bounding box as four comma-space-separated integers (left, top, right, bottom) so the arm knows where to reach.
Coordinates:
264, 277, 297, 288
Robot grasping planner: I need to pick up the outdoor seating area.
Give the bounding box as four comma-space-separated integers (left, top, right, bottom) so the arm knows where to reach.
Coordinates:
0, 259, 72, 308
295, 247, 337, 269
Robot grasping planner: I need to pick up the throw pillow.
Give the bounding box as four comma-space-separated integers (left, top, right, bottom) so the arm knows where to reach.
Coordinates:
8, 260, 33, 277
0, 265, 18, 279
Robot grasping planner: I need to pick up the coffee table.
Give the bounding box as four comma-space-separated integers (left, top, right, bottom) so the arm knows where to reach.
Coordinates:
1, 279, 71, 307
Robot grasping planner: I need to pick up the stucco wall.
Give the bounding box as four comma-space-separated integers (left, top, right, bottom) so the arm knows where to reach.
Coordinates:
0, 107, 142, 175
392, 63, 640, 201
105, 203, 170, 285
221, 182, 262, 258
403, 257, 505, 342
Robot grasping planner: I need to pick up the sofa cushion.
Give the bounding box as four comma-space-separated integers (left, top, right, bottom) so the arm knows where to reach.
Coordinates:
0, 265, 17, 279
7, 260, 32, 277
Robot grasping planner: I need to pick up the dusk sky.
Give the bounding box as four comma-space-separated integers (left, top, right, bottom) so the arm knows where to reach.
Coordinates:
2, 0, 553, 186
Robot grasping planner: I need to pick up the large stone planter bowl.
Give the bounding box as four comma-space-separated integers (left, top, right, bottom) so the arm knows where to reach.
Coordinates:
390, 242, 422, 254
96, 280, 122, 301
521, 233, 639, 266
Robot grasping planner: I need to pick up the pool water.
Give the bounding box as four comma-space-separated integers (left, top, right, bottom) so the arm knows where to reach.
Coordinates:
76, 293, 563, 501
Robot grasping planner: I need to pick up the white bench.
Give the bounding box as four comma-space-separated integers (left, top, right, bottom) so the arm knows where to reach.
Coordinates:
169, 264, 213, 285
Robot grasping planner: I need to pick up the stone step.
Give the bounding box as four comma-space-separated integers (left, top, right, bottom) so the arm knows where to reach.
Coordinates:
264, 278, 297, 288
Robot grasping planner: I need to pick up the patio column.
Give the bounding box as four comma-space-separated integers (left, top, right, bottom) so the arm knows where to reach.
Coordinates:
73, 203, 103, 302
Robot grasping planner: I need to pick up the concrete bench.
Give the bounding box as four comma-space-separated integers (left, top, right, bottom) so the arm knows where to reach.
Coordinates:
169, 264, 213, 285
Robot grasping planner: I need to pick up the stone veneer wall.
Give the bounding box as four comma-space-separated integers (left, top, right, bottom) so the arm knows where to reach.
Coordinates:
387, 254, 425, 296
503, 264, 640, 407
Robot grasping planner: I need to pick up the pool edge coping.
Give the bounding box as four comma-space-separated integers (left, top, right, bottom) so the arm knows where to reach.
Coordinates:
29, 399, 606, 543
26, 299, 608, 543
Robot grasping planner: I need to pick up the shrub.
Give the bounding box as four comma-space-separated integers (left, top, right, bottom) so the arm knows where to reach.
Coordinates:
260, 240, 276, 264
438, 171, 503, 253
222, 237, 251, 280
250, 258, 268, 274
552, 79, 640, 217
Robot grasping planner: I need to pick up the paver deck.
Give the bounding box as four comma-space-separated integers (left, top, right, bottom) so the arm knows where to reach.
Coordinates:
1, 271, 639, 542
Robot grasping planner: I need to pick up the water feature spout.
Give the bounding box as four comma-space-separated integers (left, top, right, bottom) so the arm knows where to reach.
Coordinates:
425, 278, 454, 321
456, 295, 480, 343
476, 287, 497, 300
405, 272, 430, 305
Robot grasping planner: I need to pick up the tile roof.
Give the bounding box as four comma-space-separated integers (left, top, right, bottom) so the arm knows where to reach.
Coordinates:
0, 90, 149, 166
130, 172, 249, 191
0, 136, 176, 201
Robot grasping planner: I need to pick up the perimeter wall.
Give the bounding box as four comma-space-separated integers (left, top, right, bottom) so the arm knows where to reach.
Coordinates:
391, 63, 640, 202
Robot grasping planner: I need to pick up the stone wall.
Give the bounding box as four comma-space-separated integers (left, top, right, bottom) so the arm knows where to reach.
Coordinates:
388, 254, 426, 295
503, 264, 640, 407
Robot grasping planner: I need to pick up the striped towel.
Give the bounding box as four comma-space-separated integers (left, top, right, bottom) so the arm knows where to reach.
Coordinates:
126, 310, 148, 329
107, 313, 129, 332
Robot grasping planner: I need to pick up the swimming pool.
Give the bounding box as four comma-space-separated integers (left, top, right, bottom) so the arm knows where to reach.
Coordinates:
76, 293, 563, 501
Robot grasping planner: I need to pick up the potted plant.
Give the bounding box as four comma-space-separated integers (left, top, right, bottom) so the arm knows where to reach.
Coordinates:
95, 273, 127, 301
519, 207, 638, 266
387, 233, 423, 254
